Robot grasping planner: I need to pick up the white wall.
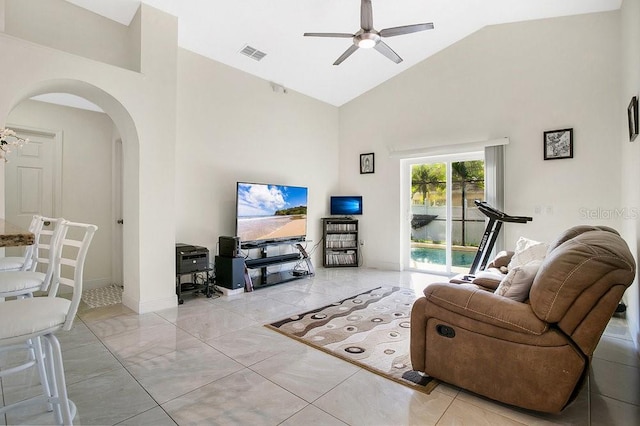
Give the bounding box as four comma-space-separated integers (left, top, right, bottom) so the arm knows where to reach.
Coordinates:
7, 100, 114, 288
339, 12, 622, 270
4, 0, 138, 71
175, 50, 340, 266
0, 3, 178, 313
620, 0, 640, 354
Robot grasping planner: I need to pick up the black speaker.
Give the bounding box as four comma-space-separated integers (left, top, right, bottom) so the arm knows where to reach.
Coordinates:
215, 256, 245, 289
219, 236, 241, 257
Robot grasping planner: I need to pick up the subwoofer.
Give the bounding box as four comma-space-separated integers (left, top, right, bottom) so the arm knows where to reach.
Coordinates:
215, 256, 245, 289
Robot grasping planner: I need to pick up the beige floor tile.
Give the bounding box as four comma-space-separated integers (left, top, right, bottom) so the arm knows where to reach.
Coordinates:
590, 357, 640, 406
594, 334, 640, 368
57, 320, 102, 351
58, 340, 123, 386
126, 341, 244, 404
281, 405, 347, 426
251, 345, 360, 402
604, 316, 633, 340
77, 302, 136, 323
223, 297, 305, 323
162, 368, 307, 425
171, 306, 257, 340
455, 386, 590, 425
265, 288, 344, 310
206, 324, 304, 366
85, 311, 169, 339
155, 298, 229, 324
314, 369, 454, 426
68, 368, 158, 425
101, 322, 202, 366
590, 392, 640, 426
5, 368, 157, 426
437, 398, 527, 425
116, 406, 178, 425
431, 382, 461, 398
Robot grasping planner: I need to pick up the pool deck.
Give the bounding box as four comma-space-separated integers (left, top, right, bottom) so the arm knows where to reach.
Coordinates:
411, 242, 477, 252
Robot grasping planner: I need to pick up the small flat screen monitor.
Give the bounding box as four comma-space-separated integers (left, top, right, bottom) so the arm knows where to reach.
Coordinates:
330, 196, 363, 216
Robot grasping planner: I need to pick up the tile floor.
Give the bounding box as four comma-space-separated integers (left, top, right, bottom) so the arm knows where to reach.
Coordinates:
1, 267, 639, 425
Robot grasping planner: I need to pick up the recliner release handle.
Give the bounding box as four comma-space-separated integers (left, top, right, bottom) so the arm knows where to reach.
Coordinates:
436, 324, 456, 338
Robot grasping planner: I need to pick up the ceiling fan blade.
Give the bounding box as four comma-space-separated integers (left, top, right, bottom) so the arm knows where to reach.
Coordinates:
304, 32, 355, 38
361, 0, 374, 31
379, 23, 434, 38
374, 41, 402, 64
333, 44, 359, 65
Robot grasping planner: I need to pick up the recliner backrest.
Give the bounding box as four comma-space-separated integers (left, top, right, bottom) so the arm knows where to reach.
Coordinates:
529, 227, 634, 353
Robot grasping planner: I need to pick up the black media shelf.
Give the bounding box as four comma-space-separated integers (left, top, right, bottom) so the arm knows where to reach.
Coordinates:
244, 242, 314, 289
322, 218, 359, 267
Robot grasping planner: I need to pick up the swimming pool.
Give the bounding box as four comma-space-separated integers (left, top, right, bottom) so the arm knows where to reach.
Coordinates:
411, 247, 477, 267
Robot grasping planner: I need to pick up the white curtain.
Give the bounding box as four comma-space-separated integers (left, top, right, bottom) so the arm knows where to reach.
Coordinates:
484, 144, 505, 252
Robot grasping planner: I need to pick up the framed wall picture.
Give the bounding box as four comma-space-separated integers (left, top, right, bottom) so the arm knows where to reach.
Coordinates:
543, 128, 573, 160
628, 96, 638, 141
360, 153, 375, 174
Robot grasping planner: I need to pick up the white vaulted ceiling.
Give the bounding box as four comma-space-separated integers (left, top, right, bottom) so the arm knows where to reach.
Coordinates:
65, 0, 622, 106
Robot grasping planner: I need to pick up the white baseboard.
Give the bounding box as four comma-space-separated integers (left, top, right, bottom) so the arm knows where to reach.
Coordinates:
217, 286, 244, 296
122, 293, 177, 314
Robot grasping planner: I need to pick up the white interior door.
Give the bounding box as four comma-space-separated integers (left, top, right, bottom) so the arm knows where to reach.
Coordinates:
4, 127, 61, 256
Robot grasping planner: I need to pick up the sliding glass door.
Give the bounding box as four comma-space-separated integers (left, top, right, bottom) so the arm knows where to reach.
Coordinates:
408, 153, 485, 274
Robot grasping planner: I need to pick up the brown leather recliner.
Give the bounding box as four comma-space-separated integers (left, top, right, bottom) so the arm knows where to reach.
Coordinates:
410, 226, 636, 413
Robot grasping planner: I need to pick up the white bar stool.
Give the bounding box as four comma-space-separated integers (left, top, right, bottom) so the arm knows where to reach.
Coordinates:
0, 217, 64, 298
0, 220, 97, 425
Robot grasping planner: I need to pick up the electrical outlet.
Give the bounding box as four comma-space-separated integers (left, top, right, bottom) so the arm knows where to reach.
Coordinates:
360, 239, 365, 246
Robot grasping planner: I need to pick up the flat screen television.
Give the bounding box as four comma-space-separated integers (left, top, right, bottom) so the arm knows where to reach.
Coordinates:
236, 182, 308, 248
330, 196, 363, 216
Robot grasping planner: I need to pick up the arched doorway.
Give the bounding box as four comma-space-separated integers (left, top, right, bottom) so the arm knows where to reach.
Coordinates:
2, 79, 141, 309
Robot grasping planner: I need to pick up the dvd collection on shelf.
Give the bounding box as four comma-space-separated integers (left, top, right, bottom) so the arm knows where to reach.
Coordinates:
324, 250, 357, 266
325, 234, 357, 248
325, 223, 357, 232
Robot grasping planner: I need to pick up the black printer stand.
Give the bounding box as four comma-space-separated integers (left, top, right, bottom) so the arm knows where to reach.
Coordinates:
176, 243, 213, 304
176, 269, 212, 304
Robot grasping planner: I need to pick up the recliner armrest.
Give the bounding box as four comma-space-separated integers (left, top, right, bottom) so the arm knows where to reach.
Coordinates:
423, 283, 548, 335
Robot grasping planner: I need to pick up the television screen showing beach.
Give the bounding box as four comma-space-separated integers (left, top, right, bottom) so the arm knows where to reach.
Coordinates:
236, 183, 308, 243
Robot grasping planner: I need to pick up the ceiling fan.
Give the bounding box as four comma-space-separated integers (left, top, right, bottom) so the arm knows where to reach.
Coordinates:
304, 0, 434, 65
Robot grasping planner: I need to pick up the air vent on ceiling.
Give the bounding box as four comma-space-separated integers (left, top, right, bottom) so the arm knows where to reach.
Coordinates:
239, 45, 267, 61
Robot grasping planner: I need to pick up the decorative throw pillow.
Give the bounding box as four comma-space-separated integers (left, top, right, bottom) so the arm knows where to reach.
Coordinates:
495, 260, 543, 302
471, 270, 506, 290
508, 237, 549, 270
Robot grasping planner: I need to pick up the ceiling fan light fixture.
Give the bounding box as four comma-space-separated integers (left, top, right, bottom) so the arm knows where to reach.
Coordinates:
357, 38, 376, 49
355, 32, 380, 49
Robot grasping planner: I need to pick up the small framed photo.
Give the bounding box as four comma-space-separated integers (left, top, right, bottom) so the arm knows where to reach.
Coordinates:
360, 152, 375, 174
628, 96, 638, 141
543, 128, 573, 160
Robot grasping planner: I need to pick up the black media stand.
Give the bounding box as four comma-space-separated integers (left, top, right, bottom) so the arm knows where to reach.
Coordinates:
244, 242, 314, 289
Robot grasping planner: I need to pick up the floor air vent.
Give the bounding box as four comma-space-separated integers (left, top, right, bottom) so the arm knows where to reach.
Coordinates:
240, 45, 267, 61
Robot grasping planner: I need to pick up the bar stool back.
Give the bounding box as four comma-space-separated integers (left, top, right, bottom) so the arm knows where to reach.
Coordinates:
0, 217, 65, 299
0, 220, 97, 425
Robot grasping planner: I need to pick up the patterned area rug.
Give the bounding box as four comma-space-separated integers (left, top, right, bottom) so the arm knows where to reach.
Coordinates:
266, 286, 438, 394
82, 284, 123, 309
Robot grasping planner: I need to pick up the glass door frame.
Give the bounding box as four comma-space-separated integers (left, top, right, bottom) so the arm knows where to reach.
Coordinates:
401, 151, 484, 275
